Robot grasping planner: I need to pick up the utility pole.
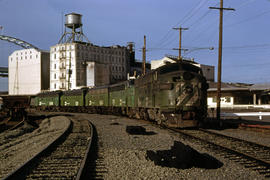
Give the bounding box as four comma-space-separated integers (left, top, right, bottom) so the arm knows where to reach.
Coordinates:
142, 35, 146, 75
173, 27, 188, 60
210, 1, 235, 124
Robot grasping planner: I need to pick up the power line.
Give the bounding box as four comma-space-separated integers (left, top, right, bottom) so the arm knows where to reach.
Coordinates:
153, 0, 209, 49
214, 43, 270, 50
186, 0, 260, 49
188, 10, 212, 29
175, 0, 209, 27
225, 9, 270, 28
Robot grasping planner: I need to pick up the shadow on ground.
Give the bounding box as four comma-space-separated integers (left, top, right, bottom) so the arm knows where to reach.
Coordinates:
126, 126, 157, 135
146, 141, 223, 169
110, 122, 121, 125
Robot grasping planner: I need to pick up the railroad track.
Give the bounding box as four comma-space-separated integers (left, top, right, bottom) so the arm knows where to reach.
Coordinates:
80, 124, 108, 179
3, 118, 93, 180
171, 128, 270, 178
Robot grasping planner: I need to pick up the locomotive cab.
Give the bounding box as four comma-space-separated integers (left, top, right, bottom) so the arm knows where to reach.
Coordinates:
135, 61, 208, 128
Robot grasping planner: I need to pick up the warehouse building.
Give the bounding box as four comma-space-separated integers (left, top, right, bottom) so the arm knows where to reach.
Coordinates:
50, 13, 133, 91
50, 42, 132, 90
8, 48, 50, 95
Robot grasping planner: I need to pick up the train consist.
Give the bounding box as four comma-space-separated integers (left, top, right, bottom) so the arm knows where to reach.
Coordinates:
33, 60, 208, 128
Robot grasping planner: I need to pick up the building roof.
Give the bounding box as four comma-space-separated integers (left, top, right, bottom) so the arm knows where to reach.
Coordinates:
208, 82, 251, 91
208, 82, 270, 92
249, 83, 270, 91
9, 48, 49, 56
151, 56, 199, 70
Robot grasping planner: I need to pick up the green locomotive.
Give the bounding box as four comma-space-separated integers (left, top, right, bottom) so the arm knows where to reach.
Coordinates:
35, 60, 208, 128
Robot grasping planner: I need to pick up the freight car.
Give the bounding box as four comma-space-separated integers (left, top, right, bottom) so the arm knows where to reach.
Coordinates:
1, 95, 31, 121
34, 60, 208, 128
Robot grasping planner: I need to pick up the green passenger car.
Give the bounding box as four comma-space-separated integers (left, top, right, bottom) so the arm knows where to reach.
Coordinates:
135, 73, 156, 108
85, 87, 109, 107
126, 83, 135, 108
61, 89, 87, 107
35, 91, 62, 107
109, 82, 127, 107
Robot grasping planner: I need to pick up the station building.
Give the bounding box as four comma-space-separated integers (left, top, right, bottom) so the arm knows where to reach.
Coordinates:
207, 82, 270, 109
8, 48, 50, 95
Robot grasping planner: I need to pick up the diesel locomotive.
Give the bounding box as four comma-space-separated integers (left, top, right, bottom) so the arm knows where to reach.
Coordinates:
34, 60, 208, 128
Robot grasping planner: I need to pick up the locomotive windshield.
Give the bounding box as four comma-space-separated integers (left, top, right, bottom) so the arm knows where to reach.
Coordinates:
159, 62, 201, 75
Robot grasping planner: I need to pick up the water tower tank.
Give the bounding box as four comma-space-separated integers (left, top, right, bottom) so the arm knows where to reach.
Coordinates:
65, 13, 82, 29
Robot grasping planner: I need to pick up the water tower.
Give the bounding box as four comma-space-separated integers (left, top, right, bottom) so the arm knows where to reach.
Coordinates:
58, 13, 90, 44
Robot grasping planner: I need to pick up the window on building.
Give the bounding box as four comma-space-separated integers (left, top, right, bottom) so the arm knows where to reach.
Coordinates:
30, 55, 32, 59
54, 83, 56, 89
25, 56, 27, 60
36, 55, 38, 58
54, 64, 56, 69
54, 54, 56, 59
54, 73, 56, 79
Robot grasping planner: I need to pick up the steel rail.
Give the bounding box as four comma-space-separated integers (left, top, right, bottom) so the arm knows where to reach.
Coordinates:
3, 118, 72, 180
170, 128, 270, 177
76, 120, 94, 180
199, 128, 270, 149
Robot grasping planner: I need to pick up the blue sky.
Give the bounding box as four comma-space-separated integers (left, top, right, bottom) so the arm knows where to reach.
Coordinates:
1, 0, 270, 91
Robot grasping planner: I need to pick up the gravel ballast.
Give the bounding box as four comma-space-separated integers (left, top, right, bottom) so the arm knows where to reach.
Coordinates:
0, 116, 70, 179
76, 113, 266, 179
208, 128, 270, 147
